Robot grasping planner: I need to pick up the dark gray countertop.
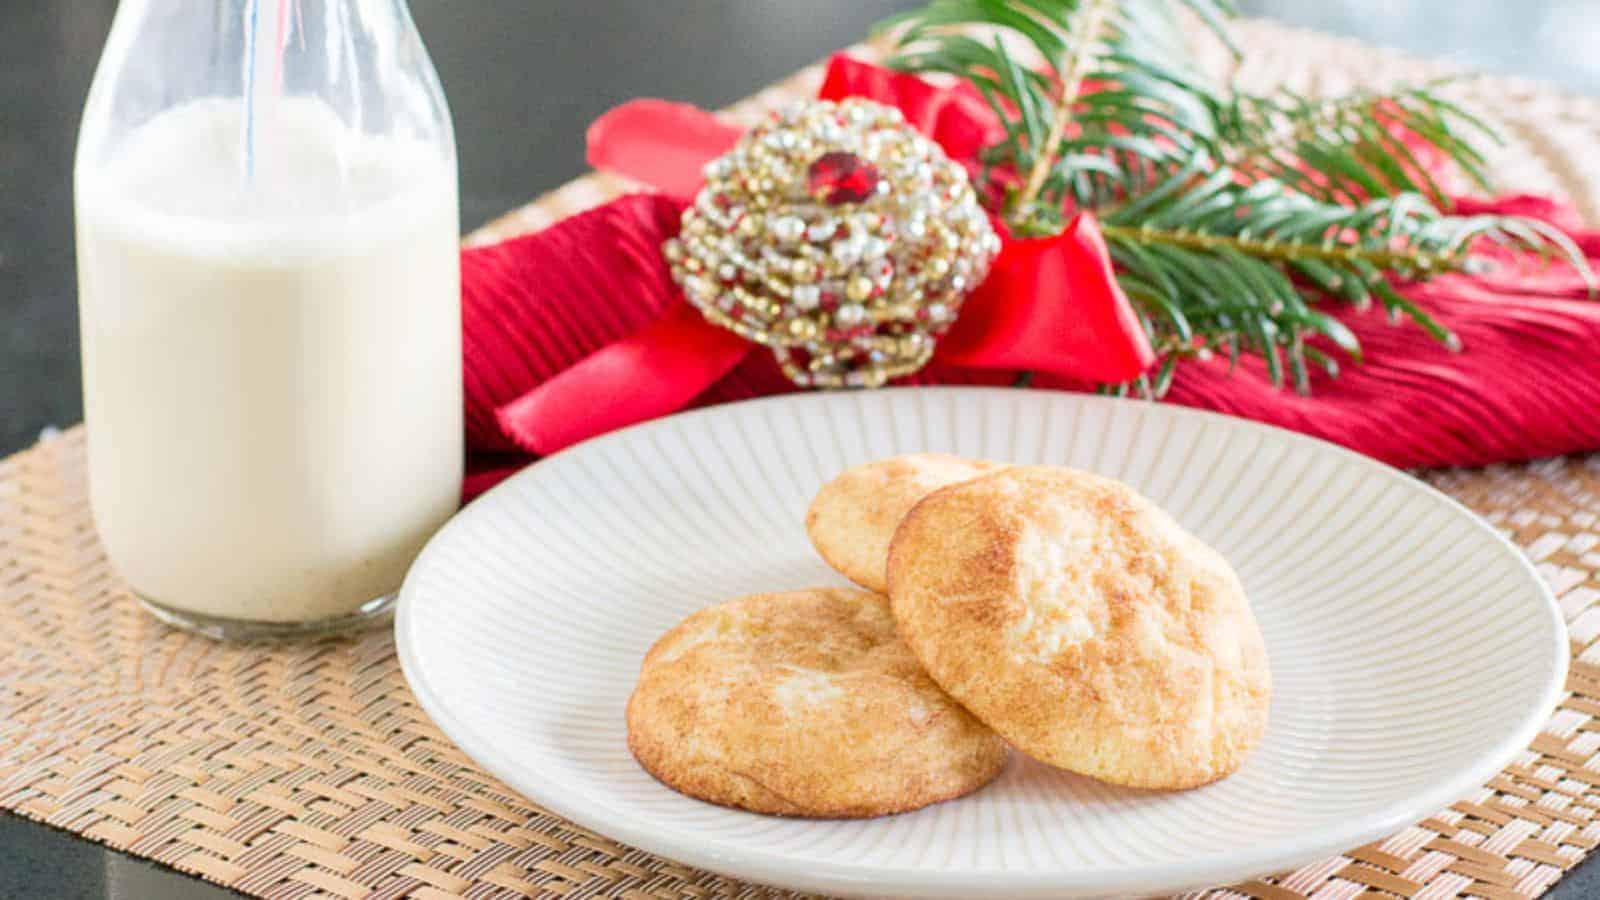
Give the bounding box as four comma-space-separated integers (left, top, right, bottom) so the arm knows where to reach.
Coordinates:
2, 1, 1595, 898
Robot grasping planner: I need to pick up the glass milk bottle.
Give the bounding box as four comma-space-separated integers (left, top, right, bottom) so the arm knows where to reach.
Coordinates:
75, 0, 462, 638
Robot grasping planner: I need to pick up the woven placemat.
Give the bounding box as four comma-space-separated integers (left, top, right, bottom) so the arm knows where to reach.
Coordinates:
5, 18, 1600, 900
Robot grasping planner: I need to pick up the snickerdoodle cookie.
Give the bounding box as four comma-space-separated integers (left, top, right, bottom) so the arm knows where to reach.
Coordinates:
627, 587, 1008, 817
887, 467, 1271, 789
806, 454, 1001, 593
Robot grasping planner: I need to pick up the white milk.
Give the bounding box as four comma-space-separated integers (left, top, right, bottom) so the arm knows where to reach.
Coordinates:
76, 97, 462, 624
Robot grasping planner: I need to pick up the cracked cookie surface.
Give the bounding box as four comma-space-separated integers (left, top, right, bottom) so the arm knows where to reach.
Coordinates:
626, 587, 1008, 817
888, 467, 1272, 790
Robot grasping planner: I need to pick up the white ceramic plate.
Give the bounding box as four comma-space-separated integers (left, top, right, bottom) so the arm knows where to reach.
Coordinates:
396, 388, 1566, 899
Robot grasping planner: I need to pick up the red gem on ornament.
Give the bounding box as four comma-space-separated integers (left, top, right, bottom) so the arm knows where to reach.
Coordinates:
808, 152, 881, 205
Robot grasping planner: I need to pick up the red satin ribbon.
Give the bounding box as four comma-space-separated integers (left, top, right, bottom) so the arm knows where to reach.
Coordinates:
586, 99, 743, 199
816, 53, 1004, 165
940, 214, 1154, 382
497, 54, 1153, 455
496, 300, 750, 453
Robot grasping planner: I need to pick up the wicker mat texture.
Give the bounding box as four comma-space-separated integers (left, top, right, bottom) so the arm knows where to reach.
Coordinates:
6, 18, 1600, 900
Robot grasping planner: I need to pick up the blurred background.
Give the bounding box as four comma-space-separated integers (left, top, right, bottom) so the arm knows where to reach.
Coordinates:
3, 0, 1599, 458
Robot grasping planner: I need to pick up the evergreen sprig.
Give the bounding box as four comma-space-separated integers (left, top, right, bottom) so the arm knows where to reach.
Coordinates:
1215, 84, 1498, 206
878, 0, 1593, 394
883, 0, 1234, 224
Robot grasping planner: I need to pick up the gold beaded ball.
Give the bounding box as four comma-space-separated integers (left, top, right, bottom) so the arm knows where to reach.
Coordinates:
663, 98, 1001, 389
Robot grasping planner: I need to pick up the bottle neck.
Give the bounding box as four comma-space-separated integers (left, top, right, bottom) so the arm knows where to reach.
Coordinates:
82, 0, 451, 176
99, 0, 428, 102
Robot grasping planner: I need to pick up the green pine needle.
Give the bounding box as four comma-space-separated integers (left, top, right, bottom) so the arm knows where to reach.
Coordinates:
880, 0, 1595, 395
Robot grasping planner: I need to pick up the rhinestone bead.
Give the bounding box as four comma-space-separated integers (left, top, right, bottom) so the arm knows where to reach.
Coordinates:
831, 236, 866, 266
807, 151, 882, 205
792, 284, 821, 310
769, 216, 806, 244
786, 317, 818, 340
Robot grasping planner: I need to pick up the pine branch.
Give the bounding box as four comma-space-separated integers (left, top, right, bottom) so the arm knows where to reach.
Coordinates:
1014, 0, 1116, 215
1216, 84, 1499, 205
878, 1, 1596, 395
1097, 223, 1457, 275
1099, 166, 1591, 391
883, 0, 1233, 222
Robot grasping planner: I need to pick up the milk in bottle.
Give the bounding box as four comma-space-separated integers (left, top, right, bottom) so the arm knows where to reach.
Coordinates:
75, 0, 460, 637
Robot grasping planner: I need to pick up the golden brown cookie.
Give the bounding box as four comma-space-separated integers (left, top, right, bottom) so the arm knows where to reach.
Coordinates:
627, 587, 1008, 817
887, 467, 1271, 789
806, 454, 1001, 593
